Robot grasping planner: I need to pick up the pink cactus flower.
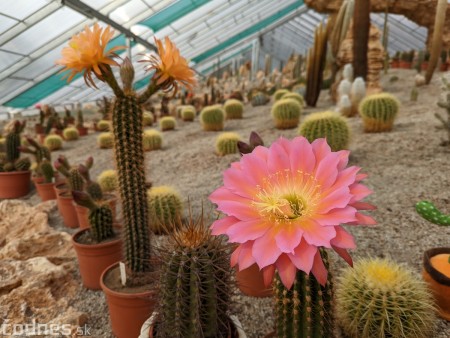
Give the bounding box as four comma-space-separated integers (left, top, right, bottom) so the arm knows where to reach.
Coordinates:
209, 137, 376, 289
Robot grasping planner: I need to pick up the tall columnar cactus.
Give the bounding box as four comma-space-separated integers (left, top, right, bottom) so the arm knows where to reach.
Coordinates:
353, 0, 371, 79
274, 250, 333, 338
76, 104, 84, 128
39, 159, 55, 183
6, 120, 25, 163
336, 258, 436, 338
143, 129, 163, 151
416, 201, 450, 226
350, 77, 366, 116
343, 64, 354, 82
359, 93, 400, 132
147, 186, 183, 234
73, 191, 115, 243
215, 132, 241, 156
271, 98, 302, 129
157, 216, 232, 338
436, 77, 450, 146
200, 106, 225, 131
224, 99, 244, 119
298, 111, 350, 151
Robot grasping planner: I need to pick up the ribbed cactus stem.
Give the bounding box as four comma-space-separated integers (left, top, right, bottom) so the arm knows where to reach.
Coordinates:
113, 94, 151, 273
6, 121, 24, 162
69, 168, 84, 191
274, 250, 333, 338
416, 200, 450, 226
40, 159, 54, 183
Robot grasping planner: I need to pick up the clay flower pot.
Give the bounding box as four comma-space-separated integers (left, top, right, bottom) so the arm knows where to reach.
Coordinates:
72, 228, 122, 290
100, 263, 157, 338
236, 263, 273, 298
423, 247, 450, 321
77, 126, 88, 136
75, 195, 118, 230
440, 63, 448, 72
140, 312, 246, 338
0, 171, 31, 199
399, 61, 411, 69
35, 182, 57, 201
56, 191, 79, 228
35, 124, 45, 134
390, 61, 399, 68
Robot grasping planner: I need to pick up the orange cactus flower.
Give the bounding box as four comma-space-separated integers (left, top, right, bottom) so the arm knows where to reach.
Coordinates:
141, 36, 196, 96
56, 23, 126, 88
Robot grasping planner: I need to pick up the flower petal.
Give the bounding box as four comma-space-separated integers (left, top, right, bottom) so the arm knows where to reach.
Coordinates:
314, 206, 357, 226
262, 265, 276, 287
301, 218, 336, 247
310, 251, 328, 286
288, 240, 317, 274
289, 136, 315, 174
267, 139, 290, 174
276, 254, 298, 290
314, 152, 340, 190
330, 226, 356, 249
227, 219, 270, 243
237, 241, 256, 271
210, 216, 239, 236
311, 138, 331, 164
252, 227, 283, 268
274, 224, 304, 254
317, 186, 352, 214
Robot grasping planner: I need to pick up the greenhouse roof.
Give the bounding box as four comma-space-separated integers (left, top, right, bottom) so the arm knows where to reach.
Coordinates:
0, 0, 427, 111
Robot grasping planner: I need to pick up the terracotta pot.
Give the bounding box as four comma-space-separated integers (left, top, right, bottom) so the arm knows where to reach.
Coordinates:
77, 126, 88, 136
56, 191, 79, 228
35, 124, 44, 134
423, 247, 450, 321
100, 263, 157, 338
54, 182, 69, 195
75, 195, 118, 230
141, 312, 246, 338
440, 63, 448, 72
390, 61, 399, 68
236, 263, 273, 298
0, 171, 31, 199
399, 61, 411, 69
35, 182, 56, 201
72, 228, 122, 290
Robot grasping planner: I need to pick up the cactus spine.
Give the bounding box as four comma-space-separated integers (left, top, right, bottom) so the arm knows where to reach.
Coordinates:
200, 106, 225, 131
44, 135, 63, 151
274, 250, 333, 338
6, 121, 25, 163
159, 116, 176, 131
143, 129, 163, 151
147, 186, 183, 234
157, 216, 232, 338
215, 132, 241, 156
298, 111, 350, 151
336, 258, 436, 338
97, 170, 118, 193
224, 99, 244, 119
359, 93, 400, 132
271, 98, 302, 129
416, 200, 450, 226
97, 132, 114, 149
181, 106, 196, 121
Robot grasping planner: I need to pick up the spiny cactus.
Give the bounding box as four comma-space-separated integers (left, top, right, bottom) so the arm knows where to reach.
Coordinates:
143, 111, 154, 127
97, 170, 118, 193
338, 95, 352, 117
181, 106, 196, 121
350, 77, 366, 117
76, 104, 84, 128
63, 127, 79, 141
359, 93, 400, 132
274, 89, 290, 101
200, 106, 225, 131
6, 120, 26, 163
251, 92, 270, 107
416, 200, 450, 226
44, 135, 63, 151
274, 250, 333, 338
159, 116, 176, 131
436, 77, 450, 146
224, 99, 244, 119
14, 158, 31, 172
147, 186, 183, 234
157, 214, 232, 338
298, 111, 350, 151
215, 132, 241, 156
281, 92, 305, 107
271, 98, 302, 129
237, 131, 264, 155
55, 160, 84, 191
39, 159, 55, 183
97, 120, 111, 131
343, 63, 354, 82
336, 257, 436, 338
78, 159, 103, 201
337, 79, 352, 103
143, 129, 162, 151
72, 191, 115, 243
97, 132, 114, 149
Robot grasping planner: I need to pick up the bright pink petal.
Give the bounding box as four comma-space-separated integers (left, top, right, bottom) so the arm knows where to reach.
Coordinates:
332, 246, 353, 267
330, 226, 356, 248
209, 187, 258, 221
317, 186, 352, 214
314, 152, 340, 190
328, 166, 360, 192
252, 228, 283, 268
276, 254, 298, 290
262, 265, 276, 287
301, 218, 336, 247
230, 245, 241, 267
311, 138, 331, 164
288, 240, 317, 273
252, 145, 269, 161
210, 216, 239, 235
267, 139, 290, 174
355, 173, 368, 181
314, 207, 357, 225
349, 183, 373, 203
237, 241, 257, 270
223, 167, 257, 198
311, 250, 328, 286
274, 224, 304, 254
347, 212, 377, 225
227, 219, 270, 243
351, 201, 377, 210
289, 137, 315, 174
240, 152, 269, 185
336, 150, 350, 170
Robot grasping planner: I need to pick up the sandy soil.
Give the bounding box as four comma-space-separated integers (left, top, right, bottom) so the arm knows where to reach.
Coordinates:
6, 68, 450, 337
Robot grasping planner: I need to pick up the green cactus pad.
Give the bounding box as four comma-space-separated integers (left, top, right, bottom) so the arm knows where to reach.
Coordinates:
416, 200, 450, 226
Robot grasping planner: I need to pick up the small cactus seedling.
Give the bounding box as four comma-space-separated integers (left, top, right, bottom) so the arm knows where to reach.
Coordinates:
159, 116, 176, 131
63, 127, 80, 141
411, 87, 419, 102
336, 257, 436, 338
224, 99, 244, 119
147, 186, 183, 234
97, 132, 114, 149
44, 135, 63, 151
157, 213, 232, 338
143, 129, 163, 151
237, 131, 264, 155
200, 106, 225, 131
298, 111, 350, 151
97, 170, 118, 193
359, 93, 400, 132
271, 98, 302, 129
416, 200, 450, 226
215, 132, 241, 156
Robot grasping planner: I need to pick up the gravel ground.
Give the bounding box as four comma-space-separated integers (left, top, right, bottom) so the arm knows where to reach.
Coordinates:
7, 68, 450, 337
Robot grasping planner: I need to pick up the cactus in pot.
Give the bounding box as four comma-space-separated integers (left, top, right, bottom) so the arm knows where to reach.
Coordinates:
0, 120, 31, 173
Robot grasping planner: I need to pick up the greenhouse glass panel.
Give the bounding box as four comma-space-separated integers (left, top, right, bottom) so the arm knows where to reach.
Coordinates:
0, 15, 17, 33
80, 0, 114, 10
14, 46, 64, 79
2, 7, 85, 55
110, 0, 150, 25
0, 0, 48, 20
0, 51, 22, 73
0, 78, 27, 97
